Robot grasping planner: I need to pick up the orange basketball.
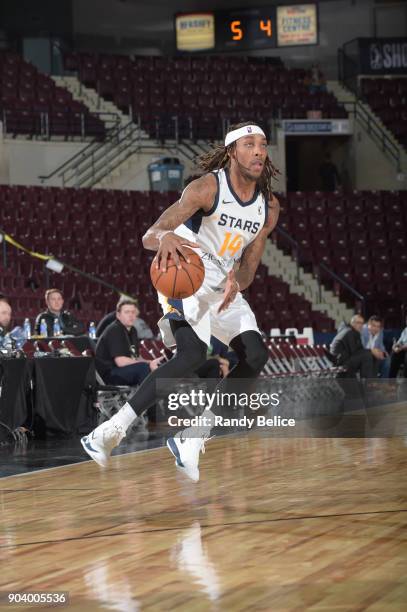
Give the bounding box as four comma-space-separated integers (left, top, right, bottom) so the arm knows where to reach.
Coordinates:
150, 247, 205, 299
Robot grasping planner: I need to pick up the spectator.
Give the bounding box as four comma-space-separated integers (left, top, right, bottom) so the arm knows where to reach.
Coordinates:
0, 298, 12, 347
330, 314, 379, 378
0, 298, 26, 349
389, 315, 407, 378
96, 305, 154, 340
96, 297, 162, 385
35, 289, 85, 337
319, 153, 341, 192
309, 63, 327, 94
361, 316, 390, 377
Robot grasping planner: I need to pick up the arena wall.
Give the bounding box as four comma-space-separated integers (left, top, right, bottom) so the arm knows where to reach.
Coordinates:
0, 132, 85, 186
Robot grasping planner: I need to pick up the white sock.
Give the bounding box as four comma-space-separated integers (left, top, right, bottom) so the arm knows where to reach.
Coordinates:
111, 402, 137, 431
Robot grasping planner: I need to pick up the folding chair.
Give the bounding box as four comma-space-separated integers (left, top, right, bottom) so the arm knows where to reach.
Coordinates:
63, 339, 148, 438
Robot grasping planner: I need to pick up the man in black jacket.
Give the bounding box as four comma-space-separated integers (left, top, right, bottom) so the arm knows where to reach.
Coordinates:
35, 288, 85, 337
96, 297, 162, 385
330, 314, 380, 378
96, 305, 154, 340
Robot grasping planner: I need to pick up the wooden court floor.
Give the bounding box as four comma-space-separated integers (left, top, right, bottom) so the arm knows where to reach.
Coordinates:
1, 433, 406, 611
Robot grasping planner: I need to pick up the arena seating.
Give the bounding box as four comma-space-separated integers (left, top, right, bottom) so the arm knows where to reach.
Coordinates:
64, 53, 347, 141
0, 51, 105, 139
0, 185, 335, 332
361, 78, 407, 148
140, 338, 341, 378
275, 190, 407, 327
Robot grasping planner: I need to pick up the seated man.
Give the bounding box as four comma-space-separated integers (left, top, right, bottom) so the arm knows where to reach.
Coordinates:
330, 314, 380, 378
0, 298, 26, 349
389, 315, 407, 378
96, 297, 162, 386
96, 304, 154, 340
35, 288, 85, 337
0, 297, 12, 348
361, 315, 390, 377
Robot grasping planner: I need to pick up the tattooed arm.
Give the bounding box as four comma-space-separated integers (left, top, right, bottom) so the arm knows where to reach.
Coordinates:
142, 174, 217, 272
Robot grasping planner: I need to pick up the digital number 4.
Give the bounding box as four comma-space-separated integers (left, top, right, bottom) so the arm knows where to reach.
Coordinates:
259, 19, 272, 37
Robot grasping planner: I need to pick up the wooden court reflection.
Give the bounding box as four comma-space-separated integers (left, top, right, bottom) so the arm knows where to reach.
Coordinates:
1, 434, 406, 611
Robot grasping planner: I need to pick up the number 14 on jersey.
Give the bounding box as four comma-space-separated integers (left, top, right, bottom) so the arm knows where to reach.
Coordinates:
218, 232, 243, 257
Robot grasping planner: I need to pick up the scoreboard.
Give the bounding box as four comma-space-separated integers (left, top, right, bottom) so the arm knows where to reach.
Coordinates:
175, 5, 318, 53
215, 7, 277, 52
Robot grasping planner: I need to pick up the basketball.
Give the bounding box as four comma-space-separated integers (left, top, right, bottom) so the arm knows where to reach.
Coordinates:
150, 247, 205, 299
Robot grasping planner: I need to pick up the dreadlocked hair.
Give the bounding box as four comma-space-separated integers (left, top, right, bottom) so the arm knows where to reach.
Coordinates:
197, 121, 280, 202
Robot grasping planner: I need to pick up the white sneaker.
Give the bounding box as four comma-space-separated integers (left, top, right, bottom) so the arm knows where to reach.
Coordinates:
166, 432, 210, 482
171, 522, 221, 601
81, 419, 126, 467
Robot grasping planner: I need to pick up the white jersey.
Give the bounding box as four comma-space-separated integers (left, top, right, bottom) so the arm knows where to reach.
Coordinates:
174, 167, 268, 290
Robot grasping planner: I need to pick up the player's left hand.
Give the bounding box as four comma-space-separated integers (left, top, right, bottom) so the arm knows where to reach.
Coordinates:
218, 270, 240, 313
149, 356, 165, 371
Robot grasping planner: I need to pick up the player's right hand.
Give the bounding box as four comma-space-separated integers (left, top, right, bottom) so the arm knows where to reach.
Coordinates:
156, 232, 199, 272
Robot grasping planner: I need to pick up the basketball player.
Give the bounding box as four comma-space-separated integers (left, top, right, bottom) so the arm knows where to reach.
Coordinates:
81, 121, 280, 481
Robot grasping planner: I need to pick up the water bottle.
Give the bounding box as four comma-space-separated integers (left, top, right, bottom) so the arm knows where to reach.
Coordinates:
53, 317, 61, 337
89, 321, 96, 339
40, 318, 48, 337
23, 318, 31, 340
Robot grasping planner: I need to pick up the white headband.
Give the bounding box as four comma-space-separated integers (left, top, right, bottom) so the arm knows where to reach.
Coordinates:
225, 125, 266, 147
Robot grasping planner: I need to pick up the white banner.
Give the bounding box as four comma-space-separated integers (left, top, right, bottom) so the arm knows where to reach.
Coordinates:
176, 13, 215, 52
277, 4, 318, 47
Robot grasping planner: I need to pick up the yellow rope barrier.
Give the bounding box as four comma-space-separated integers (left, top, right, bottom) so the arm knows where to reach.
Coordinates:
1, 230, 138, 303
4, 233, 52, 262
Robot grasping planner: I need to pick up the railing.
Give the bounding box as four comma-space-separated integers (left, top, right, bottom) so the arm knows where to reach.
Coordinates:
38, 111, 273, 188
316, 263, 365, 309
338, 45, 360, 96
275, 227, 365, 313
2, 108, 120, 142
64, 120, 142, 187
342, 99, 402, 172
38, 114, 224, 188
38, 115, 122, 185
38, 121, 132, 187
337, 42, 403, 173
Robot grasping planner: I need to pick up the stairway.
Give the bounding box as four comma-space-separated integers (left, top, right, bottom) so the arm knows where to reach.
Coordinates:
328, 80, 406, 175
262, 239, 354, 327
93, 140, 211, 190
52, 75, 130, 128
328, 80, 399, 147
50, 75, 214, 189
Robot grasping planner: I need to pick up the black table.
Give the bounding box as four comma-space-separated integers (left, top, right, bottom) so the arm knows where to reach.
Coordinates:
0, 357, 30, 430
33, 356, 96, 435
0, 356, 96, 436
